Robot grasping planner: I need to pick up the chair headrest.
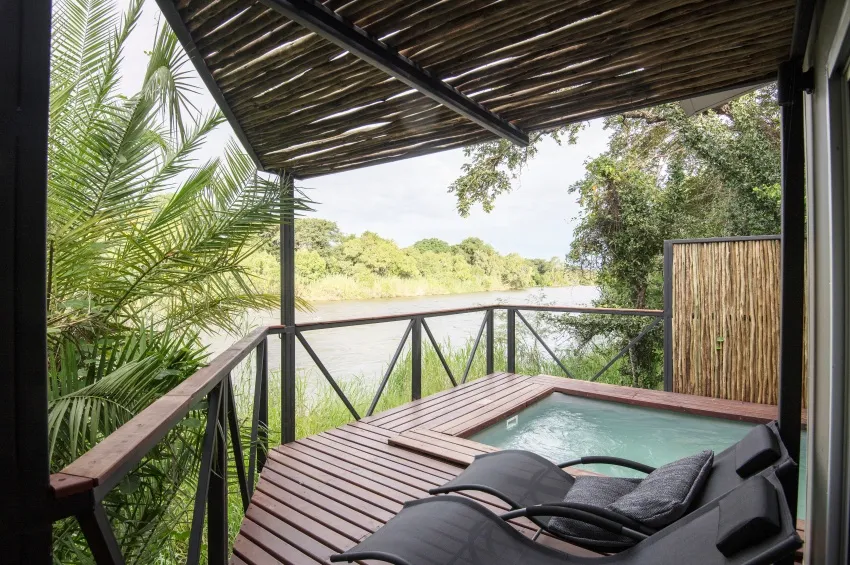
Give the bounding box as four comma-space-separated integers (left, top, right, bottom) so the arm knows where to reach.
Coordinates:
716, 475, 781, 557
735, 424, 781, 477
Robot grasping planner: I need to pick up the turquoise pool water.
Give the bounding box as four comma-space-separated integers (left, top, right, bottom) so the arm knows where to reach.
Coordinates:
471, 392, 807, 516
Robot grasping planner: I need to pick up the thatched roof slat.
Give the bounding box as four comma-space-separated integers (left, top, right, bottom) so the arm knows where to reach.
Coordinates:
169, 0, 796, 176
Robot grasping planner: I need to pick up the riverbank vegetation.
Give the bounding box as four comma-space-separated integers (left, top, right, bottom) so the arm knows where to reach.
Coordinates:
246, 218, 590, 300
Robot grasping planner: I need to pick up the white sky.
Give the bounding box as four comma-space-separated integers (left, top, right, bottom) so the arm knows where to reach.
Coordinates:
118, 0, 611, 259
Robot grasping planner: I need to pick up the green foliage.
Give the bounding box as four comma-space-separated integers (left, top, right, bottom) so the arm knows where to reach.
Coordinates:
448, 88, 782, 388
340, 231, 421, 278
500, 253, 536, 289
295, 249, 328, 282
412, 237, 452, 254
294, 218, 343, 252
449, 127, 583, 216
569, 156, 668, 309
48, 0, 307, 561
249, 220, 589, 300
453, 237, 499, 274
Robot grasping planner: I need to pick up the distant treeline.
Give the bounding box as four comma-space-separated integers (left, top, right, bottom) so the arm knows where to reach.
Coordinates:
247, 219, 589, 300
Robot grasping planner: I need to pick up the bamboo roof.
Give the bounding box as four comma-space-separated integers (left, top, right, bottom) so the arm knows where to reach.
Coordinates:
165, 0, 797, 178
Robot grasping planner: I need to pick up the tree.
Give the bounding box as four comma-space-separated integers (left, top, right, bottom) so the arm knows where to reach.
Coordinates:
295, 218, 343, 253
449, 89, 780, 238
569, 157, 669, 309
340, 232, 420, 278
501, 253, 536, 289
295, 249, 328, 282
412, 238, 452, 254
454, 237, 499, 274
447, 87, 782, 388
47, 1, 308, 560
448, 127, 583, 216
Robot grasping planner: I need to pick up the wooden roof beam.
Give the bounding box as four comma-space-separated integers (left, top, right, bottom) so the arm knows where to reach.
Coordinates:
257, 0, 530, 147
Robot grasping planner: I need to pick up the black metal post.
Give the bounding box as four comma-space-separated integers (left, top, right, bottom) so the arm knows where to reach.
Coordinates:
662, 241, 674, 392
208, 382, 229, 565
461, 313, 489, 384
248, 341, 264, 493
0, 1, 52, 563
507, 308, 516, 373
422, 319, 458, 387
258, 340, 269, 470
280, 172, 297, 444
486, 309, 495, 374
776, 58, 805, 526
187, 384, 222, 565
296, 332, 360, 420
76, 504, 124, 565
367, 320, 413, 416
411, 317, 422, 400
226, 375, 250, 512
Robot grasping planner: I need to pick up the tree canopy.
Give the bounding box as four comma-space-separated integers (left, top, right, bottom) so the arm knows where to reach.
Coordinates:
448, 87, 782, 387
254, 218, 586, 295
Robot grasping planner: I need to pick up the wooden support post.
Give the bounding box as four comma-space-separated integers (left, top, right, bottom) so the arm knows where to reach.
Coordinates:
776, 59, 806, 527
280, 172, 296, 444
0, 1, 53, 562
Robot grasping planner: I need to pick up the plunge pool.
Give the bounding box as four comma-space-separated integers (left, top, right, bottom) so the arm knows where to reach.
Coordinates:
470, 392, 807, 516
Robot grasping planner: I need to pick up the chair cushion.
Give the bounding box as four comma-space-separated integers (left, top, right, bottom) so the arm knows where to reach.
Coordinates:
548, 476, 639, 548
716, 475, 781, 556
610, 450, 714, 528
735, 424, 781, 477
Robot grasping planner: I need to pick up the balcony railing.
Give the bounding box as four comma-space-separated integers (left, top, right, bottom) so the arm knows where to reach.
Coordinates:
48, 304, 662, 564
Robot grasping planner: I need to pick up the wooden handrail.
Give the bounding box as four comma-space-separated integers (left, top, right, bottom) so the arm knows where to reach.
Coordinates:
274, 304, 664, 332
51, 327, 269, 500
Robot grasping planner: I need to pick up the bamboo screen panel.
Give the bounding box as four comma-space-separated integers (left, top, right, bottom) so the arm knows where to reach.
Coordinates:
670, 239, 807, 407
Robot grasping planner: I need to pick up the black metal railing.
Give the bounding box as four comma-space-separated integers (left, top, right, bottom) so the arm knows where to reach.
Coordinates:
48, 303, 662, 564
271, 304, 664, 430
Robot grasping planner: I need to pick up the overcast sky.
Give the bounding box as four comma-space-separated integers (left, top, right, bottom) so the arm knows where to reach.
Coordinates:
118, 0, 611, 259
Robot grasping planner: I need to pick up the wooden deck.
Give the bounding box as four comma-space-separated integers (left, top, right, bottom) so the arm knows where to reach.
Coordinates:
230, 373, 805, 564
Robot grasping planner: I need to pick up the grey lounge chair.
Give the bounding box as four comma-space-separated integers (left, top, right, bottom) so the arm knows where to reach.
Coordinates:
331, 471, 802, 565
428, 421, 795, 552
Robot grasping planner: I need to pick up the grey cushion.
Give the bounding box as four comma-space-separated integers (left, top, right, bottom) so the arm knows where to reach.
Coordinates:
716, 475, 781, 557
548, 476, 640, 548
611, 450, 714, 528
735, 424, 781, 477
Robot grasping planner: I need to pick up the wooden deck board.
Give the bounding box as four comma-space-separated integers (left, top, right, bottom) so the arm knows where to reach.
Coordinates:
232, 373, 806, 564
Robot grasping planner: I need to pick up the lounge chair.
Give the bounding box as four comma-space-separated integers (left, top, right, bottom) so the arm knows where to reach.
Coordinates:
428, 421, 795, 552
331, 471, 802, 565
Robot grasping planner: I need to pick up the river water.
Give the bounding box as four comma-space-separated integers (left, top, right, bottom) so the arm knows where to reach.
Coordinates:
204, 286, 598, 383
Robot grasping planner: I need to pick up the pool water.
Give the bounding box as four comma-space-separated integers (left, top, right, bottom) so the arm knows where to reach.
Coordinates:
471, 392, 807, 516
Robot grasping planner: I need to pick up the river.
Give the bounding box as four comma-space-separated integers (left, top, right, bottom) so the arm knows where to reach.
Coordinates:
203, 286, 598, 384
